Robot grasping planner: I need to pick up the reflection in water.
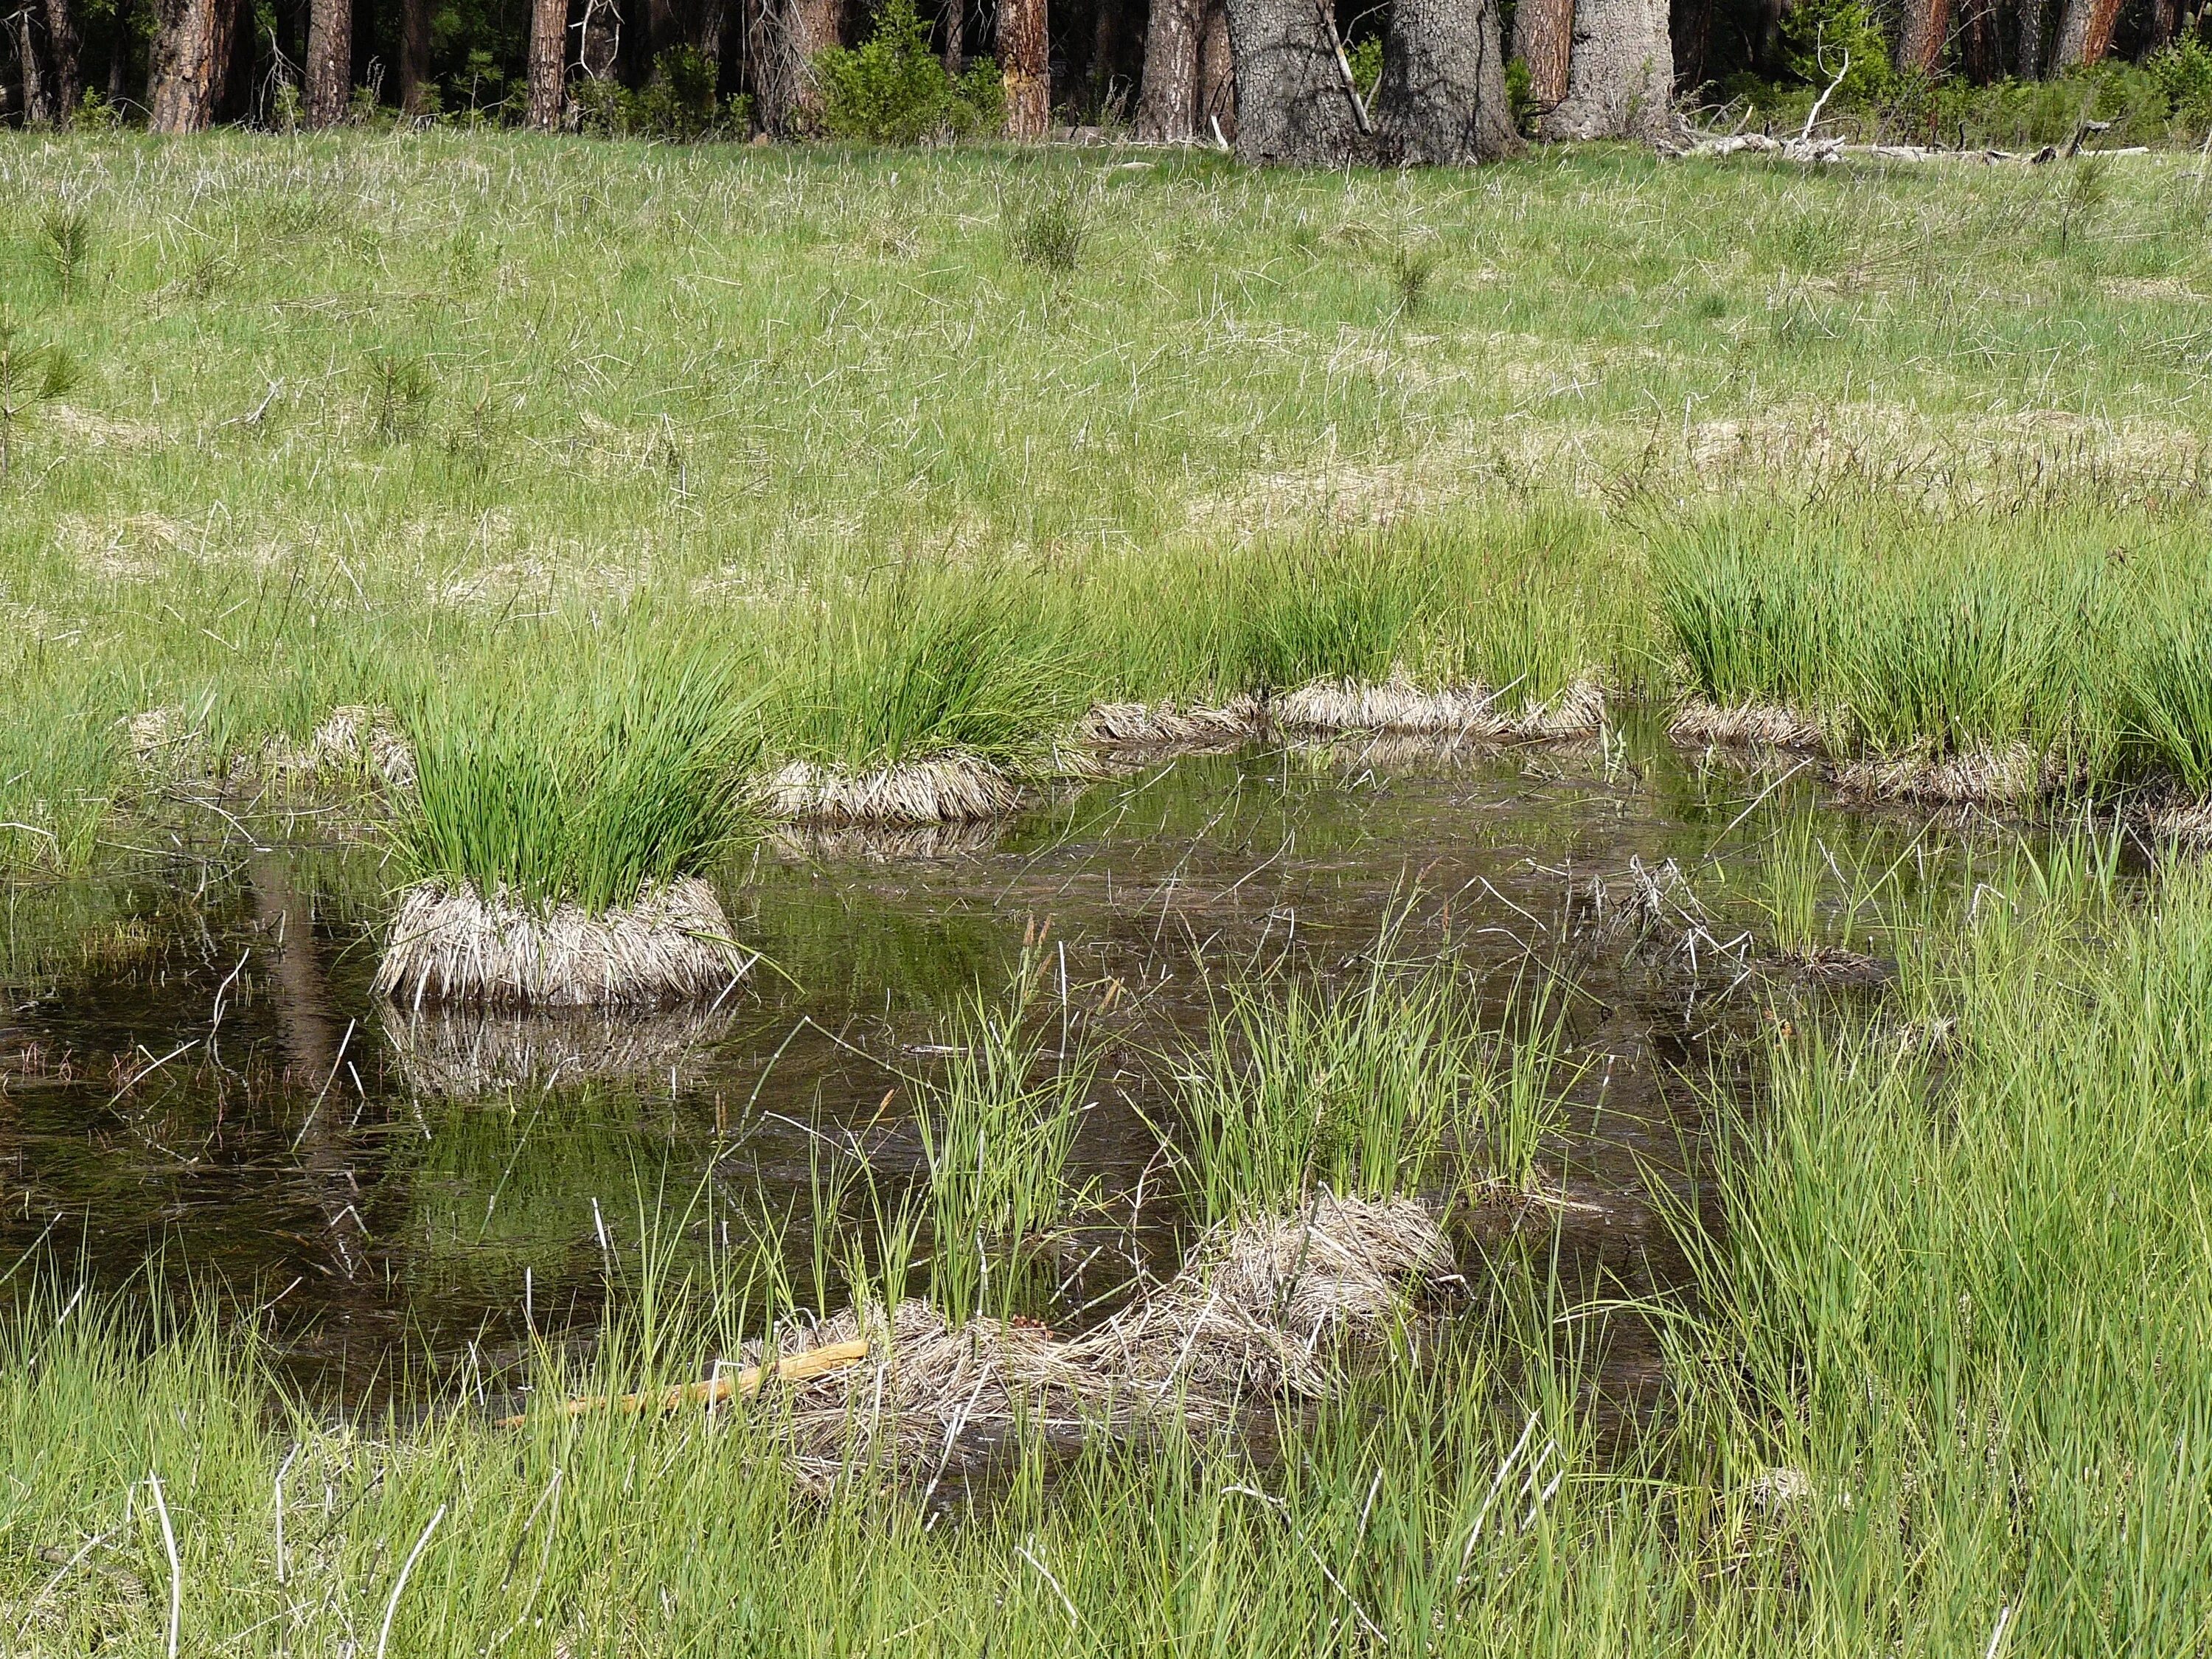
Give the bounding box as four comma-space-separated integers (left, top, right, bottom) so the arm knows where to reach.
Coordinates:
0, 734, 1969, 1408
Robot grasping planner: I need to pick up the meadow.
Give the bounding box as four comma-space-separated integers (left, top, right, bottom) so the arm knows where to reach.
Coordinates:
5, 128, 2212, 1652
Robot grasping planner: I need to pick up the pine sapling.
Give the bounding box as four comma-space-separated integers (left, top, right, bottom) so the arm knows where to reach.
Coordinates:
0, 321, 85, 483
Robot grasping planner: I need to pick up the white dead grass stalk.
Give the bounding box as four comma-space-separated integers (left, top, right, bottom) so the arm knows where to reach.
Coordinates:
1272, 675, 1605, 741
745, 1193, 1455, 1485
125, 703, 417, 794
1667, 699, 1828, 751
1834, 742, 2061, 807
1077, 698, 1267, 752
765, 755, 1023, 825
373, 876, 752, 1009
378, 1001, 740, 1096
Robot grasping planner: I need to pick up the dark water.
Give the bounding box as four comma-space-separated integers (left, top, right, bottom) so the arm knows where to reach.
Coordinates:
0, 724, 1941, 1408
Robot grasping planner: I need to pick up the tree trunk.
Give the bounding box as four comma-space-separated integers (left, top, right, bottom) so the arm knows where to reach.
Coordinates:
1197, 0, 1233, 138
2149, 0, 2178, 46
304, 0, 349, 122
399, 0, 429, 111
943, 0, 963, 69
149, 0, 240, 128
1135, 0, 1200, 136
2015, 0, 2042, 77
40, 0, 81, 118
753, 0, 838, 131
1000, 0, 1047, 134
1220, 0, 1365, 164
580, 0, 622, 77
527, 0, 566, 125
1371, 0, 1517, 162
1539, 0, 1672, 142
12, 8, 54, 123
2049, 0, 2119, 65
1896, 0, 1950, 70
1512, 0, 1571, 108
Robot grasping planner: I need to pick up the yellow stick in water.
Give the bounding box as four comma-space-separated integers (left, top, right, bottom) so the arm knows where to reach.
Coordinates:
501, 1338, 870, 1429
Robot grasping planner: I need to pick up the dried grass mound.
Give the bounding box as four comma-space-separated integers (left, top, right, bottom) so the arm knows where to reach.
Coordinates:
2140, 796, 2212, 845
373, 875, 751, 1009
748, 1194, 1455, 1484
124, 706, 209, 783
765, 755, 1023, 825
379, 1001, 739, 1096
1273, 675, 1606, 741
1834, 742, 2059, 807
1078, 698, 1266, 753
766, 818, 1009, 863
1668, 699, 1826, 752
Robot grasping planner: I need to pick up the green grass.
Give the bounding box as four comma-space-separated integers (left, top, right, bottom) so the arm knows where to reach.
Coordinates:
9, 135, 2212, 870
393, 637, 758, 910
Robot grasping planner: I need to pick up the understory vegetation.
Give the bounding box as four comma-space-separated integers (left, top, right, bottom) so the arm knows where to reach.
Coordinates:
6, 839, 2208, 1649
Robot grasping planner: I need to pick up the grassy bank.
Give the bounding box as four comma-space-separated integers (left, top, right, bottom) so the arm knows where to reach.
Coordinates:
6, 837, 2208, 1649
3, 134, 2212, 871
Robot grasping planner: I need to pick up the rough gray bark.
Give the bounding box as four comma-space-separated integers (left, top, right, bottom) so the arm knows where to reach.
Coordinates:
1371, 0, 1517, 164
38, 0, 80, 118
1221, 0, 1366, 164
1540, 0, 1672, 143
1135, 0, 1201, 138
1512, 0, 1571, 107
11, 7, 54, 123
400, 0, 430, 112
749, 0, 838, 133
2015, 0, 2042, 77
579, 0, 621, 78
942, 0, 963, 70
304, 0, 350, 124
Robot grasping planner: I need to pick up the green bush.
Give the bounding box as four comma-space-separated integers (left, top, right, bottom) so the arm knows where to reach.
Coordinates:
1778, 0, 1895, 105
573, 47, 748, 140
815, 0, 1004, 143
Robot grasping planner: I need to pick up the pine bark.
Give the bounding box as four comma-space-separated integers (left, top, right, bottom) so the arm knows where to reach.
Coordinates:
148, 0, 240, 128
1000, 0, 1048, 135
1197, 0, 1234, 139
1220, 0, 1366, 164
304, 0, 352, 124
1896, 0, 1949, 71
1512, 0, 1571, 108
12, 9, 52, 123
943, 0, 963, 70
2015, 0, 2042, 77
38, 0, 81, 118
580, 0, 621, 77
1135, 0, 1201, 138
2050, 0, 2120, 66
527, 0, 568, 125
1371, 0, 1517, 163
400, 0, 430, 112
1540, 0, 1672, 142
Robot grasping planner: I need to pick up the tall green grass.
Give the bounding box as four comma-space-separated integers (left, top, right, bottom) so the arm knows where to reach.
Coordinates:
394, 639, 759, 911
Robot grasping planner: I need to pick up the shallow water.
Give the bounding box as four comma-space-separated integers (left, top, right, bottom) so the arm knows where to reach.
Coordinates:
0, 723, 1940, 1411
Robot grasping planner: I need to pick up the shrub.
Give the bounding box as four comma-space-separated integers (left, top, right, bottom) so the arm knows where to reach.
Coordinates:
815, 0, 1004, 143
574, 49, 748, 140
1778, 0, 1894, 106
1008, 178, 1087, 271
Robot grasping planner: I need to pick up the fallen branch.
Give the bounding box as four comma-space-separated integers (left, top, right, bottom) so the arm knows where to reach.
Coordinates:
501, 1338, 870, 1428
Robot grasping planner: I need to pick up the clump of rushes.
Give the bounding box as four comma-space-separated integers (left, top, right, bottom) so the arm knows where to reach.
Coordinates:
1169, 956, 1551, 1227
376, 642, 760, 1008
764, 568, 1088, 824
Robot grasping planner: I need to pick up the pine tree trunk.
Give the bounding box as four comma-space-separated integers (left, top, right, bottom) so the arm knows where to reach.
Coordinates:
2050, 0, 2118, 65
1512, 0, 1571, 108
1000, 0, 1048, 134
400, 0, 430, 111
1197, 0, 1234, 138
1135, 0, 1201, 137
1539, 0, 1672, 142
149, 0, 240, 128
1371, 0, 1517, 162
1221, 0, 1366, 164
527, 0, 568, 125
1896, 0, 1950, 71
13, 9, 54, 123
943, 0, 964, 70
305, 0, 350, 122
2149, 0, 2177, 46
40, 0, 81, 118
2015, 0, 2042, 77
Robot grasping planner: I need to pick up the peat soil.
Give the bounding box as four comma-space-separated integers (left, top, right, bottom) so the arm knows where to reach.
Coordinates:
0, 722, 1953, 1420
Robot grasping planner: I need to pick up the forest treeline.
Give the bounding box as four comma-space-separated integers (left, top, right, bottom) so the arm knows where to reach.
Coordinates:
6, 0, 2211, 162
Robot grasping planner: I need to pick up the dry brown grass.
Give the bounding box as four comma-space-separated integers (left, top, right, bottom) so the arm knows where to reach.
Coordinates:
1833, 742, 2061, 807
373, 875, 752, 1009
1668, 699, 1828, 751
1272, 675, 1604, 740
763, 755, 1024, 824
379, 1001, 740, 1095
